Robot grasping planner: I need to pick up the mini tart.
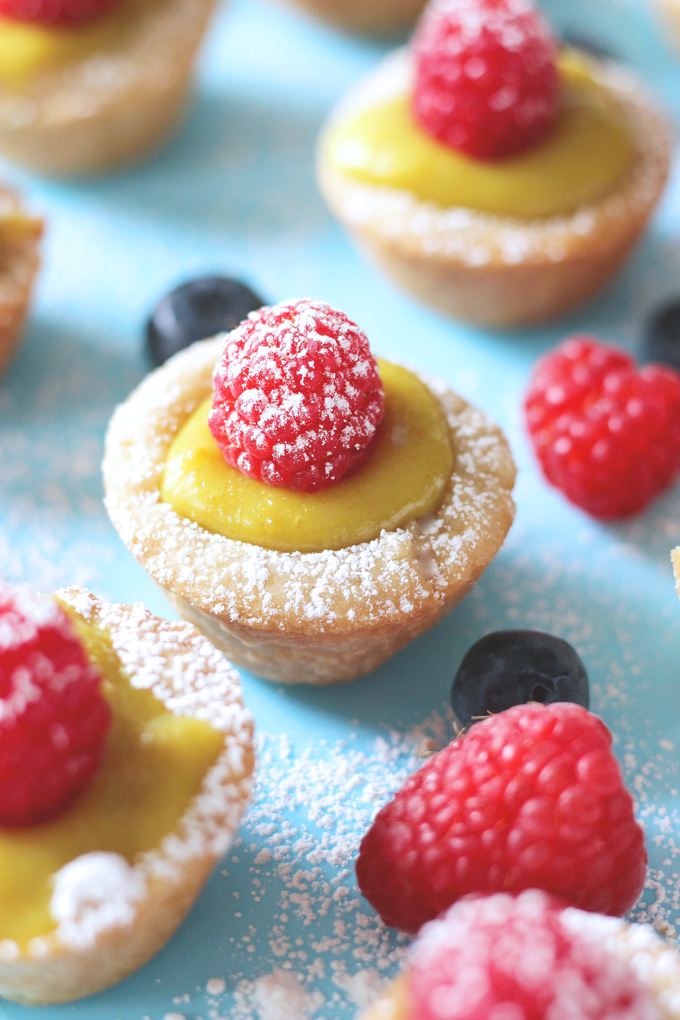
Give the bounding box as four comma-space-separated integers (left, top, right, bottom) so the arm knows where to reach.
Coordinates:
103, 337, 516, 686
317, 50, 670, 328
0, 587, 254, 1006
361, 914, 680, 1020
277, 0, 426, 36
0, 0, 216, 176
0, 187, 42, 377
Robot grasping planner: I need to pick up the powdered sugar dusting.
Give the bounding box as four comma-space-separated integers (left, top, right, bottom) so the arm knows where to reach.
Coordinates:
50, 852, 147, 950
144, 705, 680, 1019
161, 714, 449, 1019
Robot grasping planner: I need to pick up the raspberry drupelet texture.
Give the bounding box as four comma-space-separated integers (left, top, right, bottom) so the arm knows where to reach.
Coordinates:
356, 703, 646, 933
409, 891, 661, 1020
209, 298, 385, 493
412, 0, 560, 160
0, 588, 111, 826
525, 338, 680, 519
0, 0, 119, 24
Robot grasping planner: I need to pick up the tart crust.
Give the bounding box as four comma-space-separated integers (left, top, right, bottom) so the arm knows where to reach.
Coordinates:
0, 188, 42, 377
317, 50, 671, 328
276, 0, 425, 35
0, 0, 216, 176
0, 588, 254, 1006
103, 337, 516, 686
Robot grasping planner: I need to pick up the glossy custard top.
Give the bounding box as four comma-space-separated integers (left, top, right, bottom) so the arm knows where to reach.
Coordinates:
0, 0, 148, 89
323, 54, 636, 219
0, 607, 223, 948
161, 360, 454, 554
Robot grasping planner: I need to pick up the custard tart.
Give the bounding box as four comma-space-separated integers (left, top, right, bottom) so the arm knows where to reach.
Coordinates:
317, 5, 670, 327
103, 300, 516, 685
0, 586, 254, 1005
0, 0, 216, 175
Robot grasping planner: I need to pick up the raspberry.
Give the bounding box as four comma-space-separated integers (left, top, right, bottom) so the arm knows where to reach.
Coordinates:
0, 0, 119, 24
356, 703, 646, 933
412, 0, 560, 159
525, 338, 680, 519
0, 588, 112, 826
209, 298, 385, 493
409, 891, 661, 1020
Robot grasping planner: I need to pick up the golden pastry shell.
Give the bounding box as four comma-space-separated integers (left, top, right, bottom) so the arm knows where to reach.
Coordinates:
103, 336, 516, 685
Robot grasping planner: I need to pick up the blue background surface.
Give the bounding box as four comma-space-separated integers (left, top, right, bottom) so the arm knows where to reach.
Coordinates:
1, 0, 680, 1016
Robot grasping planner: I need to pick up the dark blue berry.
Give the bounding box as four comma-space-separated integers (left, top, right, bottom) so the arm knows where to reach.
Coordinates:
643, 301, 680, 373
560, 33, 616, 61
451, 630, 589, 729
146, 277, 265, 367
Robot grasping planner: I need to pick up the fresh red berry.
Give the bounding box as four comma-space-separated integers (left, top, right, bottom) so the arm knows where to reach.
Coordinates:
525, 338, 680, 519
0, 587, 112, 826
412, 0, 560, 159
0, 0, 119, 25
356, 703, 646, 933
209, 298, 385, 493
409, 891, 660, 1020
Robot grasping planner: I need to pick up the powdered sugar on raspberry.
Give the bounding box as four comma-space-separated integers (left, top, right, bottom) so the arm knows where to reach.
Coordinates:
409, 891, 661, 1020
562, 909, 680, 1020
209, 299, 384, 492
0, 587, 71, 723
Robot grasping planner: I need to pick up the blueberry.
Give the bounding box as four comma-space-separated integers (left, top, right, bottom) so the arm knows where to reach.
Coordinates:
146, 277, 266, 367
451, 630, 589, 729
560, 33, 616, 61
643, 300, 680, 373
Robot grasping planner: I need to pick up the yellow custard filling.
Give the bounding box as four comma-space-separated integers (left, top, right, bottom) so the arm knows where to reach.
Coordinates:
161, 360, 453, 554
0, 0, 147, 89
0, 607, 224, 948
323, 54, 636, 219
